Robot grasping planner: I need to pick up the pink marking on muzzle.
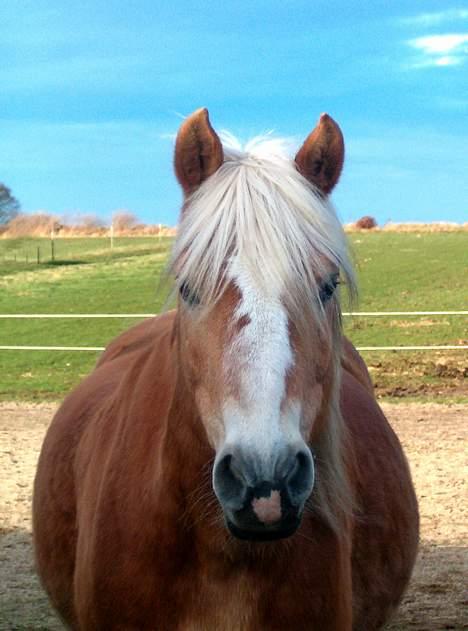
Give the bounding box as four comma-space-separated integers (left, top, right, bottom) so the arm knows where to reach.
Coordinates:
252, 490, 282, 525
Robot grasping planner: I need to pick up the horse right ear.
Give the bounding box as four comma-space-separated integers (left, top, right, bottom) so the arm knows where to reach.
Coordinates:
174, 108, 224, 195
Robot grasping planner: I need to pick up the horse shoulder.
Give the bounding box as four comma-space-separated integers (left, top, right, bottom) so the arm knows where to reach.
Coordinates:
97, 310, 177, 367
34, 312, 177, 628
341, 336, 374, 396
340, 369, 419, 629
74, 327, 184, 627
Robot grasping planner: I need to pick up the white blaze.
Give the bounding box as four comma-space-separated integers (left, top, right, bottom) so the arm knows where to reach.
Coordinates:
222, 260, 303, 475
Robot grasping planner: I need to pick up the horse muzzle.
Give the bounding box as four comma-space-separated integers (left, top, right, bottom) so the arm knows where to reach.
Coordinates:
225, 484, 302, 541
213, 446, 314, 541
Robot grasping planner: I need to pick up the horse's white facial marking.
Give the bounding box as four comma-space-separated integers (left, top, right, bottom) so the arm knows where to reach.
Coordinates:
221, 259, 305, 472
228, 258, 293, 403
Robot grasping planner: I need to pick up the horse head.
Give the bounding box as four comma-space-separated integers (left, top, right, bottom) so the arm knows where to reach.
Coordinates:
171, 108, 354, 541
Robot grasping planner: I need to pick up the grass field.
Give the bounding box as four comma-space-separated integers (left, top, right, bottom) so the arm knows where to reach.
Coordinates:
0, 233, 466, 402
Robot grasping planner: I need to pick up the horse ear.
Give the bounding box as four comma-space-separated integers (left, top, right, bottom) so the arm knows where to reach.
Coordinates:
295, 114, 344, 195
174, 108, 224, 194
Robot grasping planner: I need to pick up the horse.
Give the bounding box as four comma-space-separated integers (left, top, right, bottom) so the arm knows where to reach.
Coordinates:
33, 108, 419, 630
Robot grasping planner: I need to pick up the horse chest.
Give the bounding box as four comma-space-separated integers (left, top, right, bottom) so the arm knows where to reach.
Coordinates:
181, 571, 257, 631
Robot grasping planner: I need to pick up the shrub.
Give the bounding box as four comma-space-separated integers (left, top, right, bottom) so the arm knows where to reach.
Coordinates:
112, 211, 139, 233
355, 215, 378, 230
4, 212, 60, 237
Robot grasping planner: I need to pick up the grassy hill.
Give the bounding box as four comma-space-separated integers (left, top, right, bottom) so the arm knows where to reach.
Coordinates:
0, 233, 466, 401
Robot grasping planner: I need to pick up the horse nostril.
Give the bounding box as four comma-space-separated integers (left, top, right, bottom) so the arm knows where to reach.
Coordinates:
218, 453, 232, 475
286, 450, 314, 501
213, 453, 245, 507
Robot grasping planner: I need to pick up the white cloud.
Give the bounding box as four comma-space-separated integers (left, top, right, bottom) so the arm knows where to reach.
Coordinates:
401, 9, 468, 26
409, 33, 468, 54
406, 33, 468, 68
434, 55, 463, 66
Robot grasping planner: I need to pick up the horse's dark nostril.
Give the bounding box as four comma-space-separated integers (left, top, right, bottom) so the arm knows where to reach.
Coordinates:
219, 453, 232, 475
213, 453, 245, 508
214, 447, 313, 514
287, 450, 314, 501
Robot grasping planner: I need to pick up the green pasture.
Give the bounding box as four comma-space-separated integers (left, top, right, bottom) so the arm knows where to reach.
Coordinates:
0, 233, 466, 402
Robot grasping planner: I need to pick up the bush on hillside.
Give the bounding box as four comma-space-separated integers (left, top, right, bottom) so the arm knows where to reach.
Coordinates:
4, 212, 60, 237
112, 211, 140, 233
355, 215, 378, 230
73, 214, 107, 233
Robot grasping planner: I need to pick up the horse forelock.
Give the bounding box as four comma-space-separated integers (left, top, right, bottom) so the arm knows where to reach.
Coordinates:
170, 132, 356, 327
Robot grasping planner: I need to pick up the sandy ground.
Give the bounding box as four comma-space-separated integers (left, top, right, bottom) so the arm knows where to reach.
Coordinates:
0, 402, 466, 630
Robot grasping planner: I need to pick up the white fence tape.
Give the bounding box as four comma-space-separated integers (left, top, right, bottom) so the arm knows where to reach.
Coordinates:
343, 311, 468, 317
0, 345, 466, 352
0, 314, 156, 318
357, 345, 467, 351
0, 311, 467, 318
0, 345, 105, 351
1, 312, 466, 352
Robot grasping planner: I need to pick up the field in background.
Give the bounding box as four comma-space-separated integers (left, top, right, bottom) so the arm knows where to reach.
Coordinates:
0, 232, 466, 402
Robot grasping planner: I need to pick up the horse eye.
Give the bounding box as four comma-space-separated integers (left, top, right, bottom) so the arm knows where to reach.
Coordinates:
179, 281, 200, 307
319, 274, 340, 303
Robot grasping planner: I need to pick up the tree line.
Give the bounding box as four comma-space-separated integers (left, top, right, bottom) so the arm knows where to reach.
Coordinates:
0, 183, 20, 224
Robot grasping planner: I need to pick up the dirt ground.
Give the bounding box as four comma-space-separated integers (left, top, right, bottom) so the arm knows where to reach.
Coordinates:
0, 403, 466, 630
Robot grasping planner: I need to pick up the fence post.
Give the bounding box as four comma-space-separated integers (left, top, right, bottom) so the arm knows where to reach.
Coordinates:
50, 229, 55, 262
37, 247, 41, 264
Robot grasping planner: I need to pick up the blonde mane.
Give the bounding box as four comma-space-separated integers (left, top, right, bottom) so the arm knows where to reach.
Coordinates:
171, 133, 356, 319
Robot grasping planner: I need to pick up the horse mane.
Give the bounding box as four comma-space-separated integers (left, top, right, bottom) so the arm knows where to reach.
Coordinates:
171, 133, 356, 315
170, 133, 357, 534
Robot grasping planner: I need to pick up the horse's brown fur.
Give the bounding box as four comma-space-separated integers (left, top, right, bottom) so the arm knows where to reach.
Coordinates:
295, 113, 345, 195
174, 108, 224, 195
33, 110, 418, 630
33, 312, 418, 630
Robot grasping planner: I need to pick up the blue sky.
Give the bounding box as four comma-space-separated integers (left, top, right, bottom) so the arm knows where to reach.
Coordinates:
1, 1, 467, 225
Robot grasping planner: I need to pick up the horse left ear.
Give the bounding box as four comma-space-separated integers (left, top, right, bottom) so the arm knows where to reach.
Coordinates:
174, 108, 224, 195
295, 114, 344, 195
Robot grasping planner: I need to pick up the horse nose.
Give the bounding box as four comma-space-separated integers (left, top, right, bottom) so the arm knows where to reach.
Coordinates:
213, 447, 314, 514
284, 449, 315, 504
212, 452, 248, 510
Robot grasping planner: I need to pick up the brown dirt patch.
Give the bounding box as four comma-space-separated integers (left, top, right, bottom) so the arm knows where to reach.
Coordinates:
368, 354, 468, 400
381, 403, 467, 630
0, 402, 466, 630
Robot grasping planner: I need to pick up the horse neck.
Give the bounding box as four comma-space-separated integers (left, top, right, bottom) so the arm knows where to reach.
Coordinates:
311, 347, 355, 536
144, 326, 216, 516
164, 374, 215, 492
